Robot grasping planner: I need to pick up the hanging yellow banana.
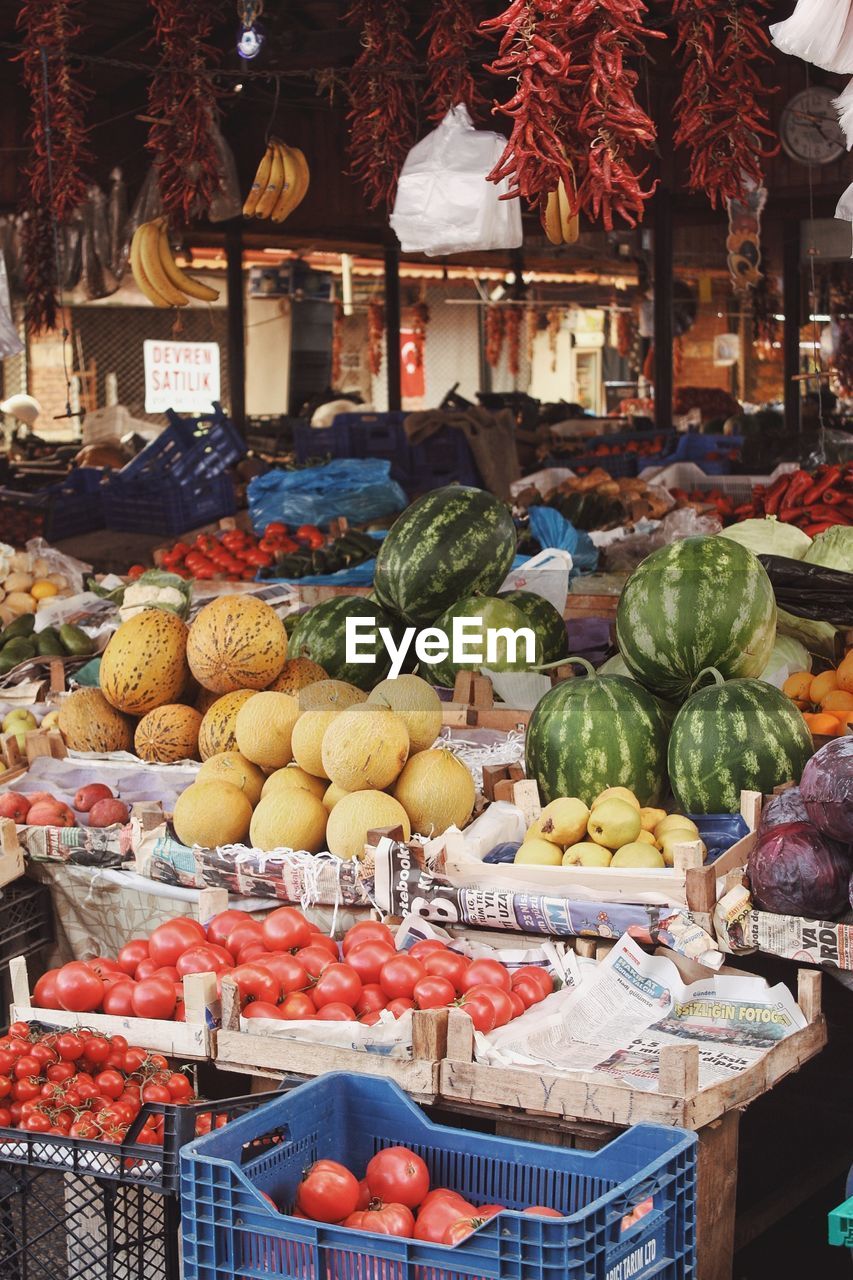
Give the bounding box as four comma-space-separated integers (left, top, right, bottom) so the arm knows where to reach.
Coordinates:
155, 220, 219, 302
139, 223, 188, 307
130, 224, 171, 307
255, 140, 286, 219
244, 144, 274, 218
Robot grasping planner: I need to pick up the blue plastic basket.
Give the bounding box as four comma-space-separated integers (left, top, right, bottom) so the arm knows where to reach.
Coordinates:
408, 429, 480, 491
180, 1073, 697, 1280
293, 419, 352, 464
44, 467, 105, 540
102, 472, 236, 535
340, 412, 410, 485
119, 404, 245, 486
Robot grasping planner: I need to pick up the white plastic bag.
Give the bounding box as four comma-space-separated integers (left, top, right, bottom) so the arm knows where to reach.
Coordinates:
390, 105, 522, 256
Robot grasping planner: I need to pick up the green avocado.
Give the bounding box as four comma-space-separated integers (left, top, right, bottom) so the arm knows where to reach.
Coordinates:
58, 623, 95, 656
0, 614, 35, 643
36, 629, 65, 657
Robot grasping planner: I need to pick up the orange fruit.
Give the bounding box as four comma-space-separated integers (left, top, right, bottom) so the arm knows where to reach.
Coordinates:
835, 711, 853, 735
837, 654, 853, 694
806, 712, 841, 736
782, 671, 813, 702
821, 689, 853, 719
809, 670, 838, 706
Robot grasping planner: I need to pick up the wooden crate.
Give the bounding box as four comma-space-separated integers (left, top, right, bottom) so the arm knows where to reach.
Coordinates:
438, 968, 826, 1131
1, 726, 67, 778
0, 818, 26, 889
215, 980, 448, 1101
440, 673, 531, 732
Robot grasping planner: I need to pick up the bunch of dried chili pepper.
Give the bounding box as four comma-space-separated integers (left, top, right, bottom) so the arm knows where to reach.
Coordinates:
411, 300, 430, 369
367, 299, 385, 377
346, 0, 417, 210
421, 0, 486, 123
673, 0, 778, 209
504, 306, 522, 377
331, 299, 344, 387
484, 306, 506, 368
16, 0, 91, 333
146, 0, 223, 225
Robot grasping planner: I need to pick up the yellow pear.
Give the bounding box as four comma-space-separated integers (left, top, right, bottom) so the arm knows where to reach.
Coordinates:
654, 813, 699, 840
658, 829, 707, 867
592, 786, 640, 812
537, 796, 590, 846
639, 806, 667, 833
40, 710, 60, 731
562, 842, 612, 867
611, 842, 665, 868
636, 829, 659, 847
587, 798, 641, 850
514, 838, 564, 867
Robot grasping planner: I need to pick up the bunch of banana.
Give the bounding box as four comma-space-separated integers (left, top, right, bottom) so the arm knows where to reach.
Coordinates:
130, 219, 219, 308
543, 172, 580, 247
243, 138, 310, 223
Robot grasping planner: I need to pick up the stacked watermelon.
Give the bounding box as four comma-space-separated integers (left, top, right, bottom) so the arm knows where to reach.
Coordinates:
287, 595, 399, 690
426, 595, 542, 688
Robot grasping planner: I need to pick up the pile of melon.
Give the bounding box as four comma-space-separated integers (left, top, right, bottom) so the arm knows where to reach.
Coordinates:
173, 671, 476, 860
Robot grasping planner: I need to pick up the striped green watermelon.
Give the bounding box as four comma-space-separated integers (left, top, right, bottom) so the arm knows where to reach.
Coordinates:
500, 590, 568, 664
667, 673, 814, 814
616, 536, 776, 702
287, 595, 396, 690
373, 486, 517, 626
425, 595, 542, 687
525, 665, 671, 806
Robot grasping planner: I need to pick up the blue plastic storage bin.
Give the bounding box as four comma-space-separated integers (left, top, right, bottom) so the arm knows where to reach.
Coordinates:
341, 411, 410, 485
408, 429, 480, 491
181, 1073, 697, 1280
102, 472, 236, 535
293, 419, 352, 464
119, 403, 245, 486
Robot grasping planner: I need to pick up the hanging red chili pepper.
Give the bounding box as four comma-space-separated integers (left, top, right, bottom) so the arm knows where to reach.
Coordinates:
411, 301, 430, 369
16, 0, 91, 333
616, 309, 637, 360
346, 0, 417, 210
146, 0, 223, 225
331, 299, 344, 387
367, 299, 385, 377
421, 0, 486, 123
504, 306, 522, 377
673, 0, 778, 209
484, 306, 506, 368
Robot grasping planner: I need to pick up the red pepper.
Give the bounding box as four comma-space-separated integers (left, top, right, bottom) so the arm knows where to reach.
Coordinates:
802, 521, 843, 536
819, 489, 845, 505
801, 466, 841, 506
763, 474, 792, 516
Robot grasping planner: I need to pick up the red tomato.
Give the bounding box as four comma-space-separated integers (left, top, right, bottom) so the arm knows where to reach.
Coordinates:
261, 906, 312, 953
443, 1216, 489, 1245
413, 977, 456, 1010
127, 565, 146, 581
459, 959, 511, 994
82, 1035, 111, 1065
342, 921, 396, 956
117, 940, 149, 976
176, 944, 232, 978
206, 909, 250, 949
13, 1055, 39, 1081
264, 522, 288, 536
102, 981, 136, 1017
366, 1146, 429, 1209
457, 993, 496, 1034
134, 957, 166, 982
237, 943, 268, 965
312, 963, 362, 1010
305, 934, 339, 960
379, 955, 424, 1000
343, 1203, 415, 1236
132, 977, 177, 1020
29, 1042, 57, 1068
148, 918, 205, 968
465, 984, 514, 1027
512, 977, 545, 1009
86, 957, 126, 982
166, 1072, 193, 1100
12, 1079, 41, 1102
232, 964, 280, 1006
279, 992, 316, 1020
45, 1063, 75, 1084
346, 941, 396, 986
94, 1069, 124, 1100
507, 990, 525, 1020
142, 1083, 172, 1105
385, 998, 415, 1018
32, 969, 62, 1009
242, 1002, 284, 1020
296, 945, 336, 981
297, 1160, 360, 1223
224, 919, 266, 960
55, 1032, 85, 1061
523, 1206, 563, 1217
414, 1193, 477, 1242
408, 940, 448, 961
354, 984, 387, 1018
254, 953, 308, 994
359, 1009, 383, 1026
512, 966, 554, 999
55, 963, 105, 1013
422, 951, 468, 990
316, 1002, 357, 1021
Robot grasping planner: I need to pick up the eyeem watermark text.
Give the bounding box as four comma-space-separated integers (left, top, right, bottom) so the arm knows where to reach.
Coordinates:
345, 616, 537, 679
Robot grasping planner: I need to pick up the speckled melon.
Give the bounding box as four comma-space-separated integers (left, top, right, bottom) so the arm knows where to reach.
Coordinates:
187, 595, 287, 693
297, 679, 367, 711
197, 751, 266, 805
58, 688, 134, 754
326, 790, 411, 860
134, 704, 203, 764
197, 689, 258, 760
267, 657, 327, 694
99, 610, 190, 715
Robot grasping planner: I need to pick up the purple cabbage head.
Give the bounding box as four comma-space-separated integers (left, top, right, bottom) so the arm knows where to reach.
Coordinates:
758, 787, 810, 835
800, 737, 853, 844
748, 820, 852, 919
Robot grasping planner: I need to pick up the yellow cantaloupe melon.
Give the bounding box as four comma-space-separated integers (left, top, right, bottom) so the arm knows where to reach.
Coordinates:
262, 766, 327, 801
58, 688, 134, 754
392, 748, 475, 836
249, 789, 327, 853
134, 703, 202, 763
297, 679, 366, 711
187, 595, 287, 693
234, 691, 301, 769
321, 704, 409, 791
100, 609, 189, 715
291, 707, 341, 779
197, 689, 258, 760
173, 780, 253, 847
367, 675, 442, 753
325, 790, 411, 860
322, 781, 351, 811
196, 751, 266, 805
267, 657, 327, 693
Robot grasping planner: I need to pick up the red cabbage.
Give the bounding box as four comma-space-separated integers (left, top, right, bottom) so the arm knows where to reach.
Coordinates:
748, 820, 852, 918
758, 787, 809, 834
800, 737, 853, 843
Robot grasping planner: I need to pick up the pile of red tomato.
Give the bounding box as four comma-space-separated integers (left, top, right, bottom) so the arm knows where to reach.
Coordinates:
32, 908, 555, 1034
128, 521, 325, 582
0, 1023, 199, 1144
274, 1144, 562, 1242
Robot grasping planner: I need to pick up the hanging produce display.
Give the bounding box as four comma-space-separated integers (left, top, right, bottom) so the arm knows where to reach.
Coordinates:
673, 0, 778, 209
484, 305, 505, 368
146, 0, 223, 224
421, 0, 486, 123
411, 300, 430, 369
346, 0, 417, 209
483, 0, 659, 231
243, 140, 310, 223
367, 299, 385, 376
129, 218, 219, 307
16, 0, 91, 332
331, 299, 344, 386
504, 306, 522, 377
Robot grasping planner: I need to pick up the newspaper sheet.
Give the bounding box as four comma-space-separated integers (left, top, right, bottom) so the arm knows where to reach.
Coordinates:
714, 882, 853, 970
478, 933, 806, 1091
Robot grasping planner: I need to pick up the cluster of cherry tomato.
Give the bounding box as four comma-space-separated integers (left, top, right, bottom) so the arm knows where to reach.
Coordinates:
270, 1143, 563, 1242
128, 522, 326, 582
31, 908, 556, 1034
0, 1023, 200, 1144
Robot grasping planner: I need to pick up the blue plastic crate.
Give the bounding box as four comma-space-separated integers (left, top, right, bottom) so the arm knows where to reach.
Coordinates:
102, 472, 236, 536
119, 404, 245, 486
44, 467, 105, 540
408, 428, 480, 491
180, 1073, 697, 1280
293, 419, 352, 464
652, 433, 744, 476
338, 411, 411, 485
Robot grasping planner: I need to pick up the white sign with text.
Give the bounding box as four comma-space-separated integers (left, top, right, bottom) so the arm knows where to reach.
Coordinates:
143, 340, 220, 413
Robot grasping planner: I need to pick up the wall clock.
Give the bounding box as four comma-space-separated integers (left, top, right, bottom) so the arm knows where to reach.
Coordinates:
780, 86, 846, 165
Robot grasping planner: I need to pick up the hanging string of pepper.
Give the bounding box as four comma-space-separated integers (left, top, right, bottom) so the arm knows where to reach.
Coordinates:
411, 300, 430, 369
504, 306, 522, 377
331, 299, 344, 386
367, 299, 385, 377
672, 0, 778, 209
16, 0, 91, 333
483, 0, 660, 231
346, 0, 417, 209
484, 306, 506, 368
421, 0, 486, 123
146, 0, 223, 224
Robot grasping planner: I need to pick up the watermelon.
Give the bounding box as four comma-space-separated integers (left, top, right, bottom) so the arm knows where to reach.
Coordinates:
615, 536, 776, 702
425, 595, 542, 688
287, 595, 397, 691
373, 486, 517, 626
500, 589, 568, 664
525, 665, 671, 806
667, 673, 814, 814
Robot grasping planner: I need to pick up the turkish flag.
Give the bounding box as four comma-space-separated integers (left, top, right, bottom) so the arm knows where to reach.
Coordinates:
400, 329, 425, 401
